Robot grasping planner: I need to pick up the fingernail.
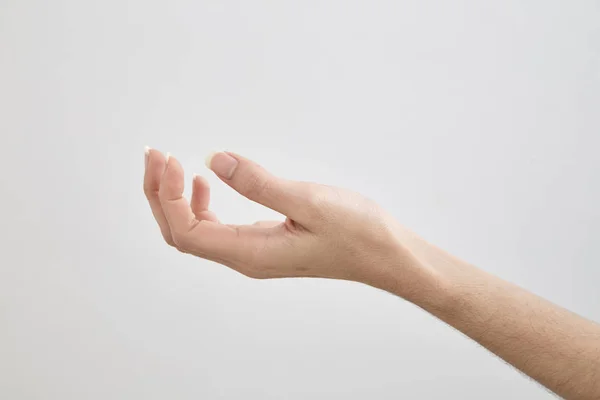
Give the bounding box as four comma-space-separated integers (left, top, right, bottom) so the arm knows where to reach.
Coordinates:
166, 152, 171, 164
206, 152, 238, 179
144, 146, 151, 168
205, 152, 217, 169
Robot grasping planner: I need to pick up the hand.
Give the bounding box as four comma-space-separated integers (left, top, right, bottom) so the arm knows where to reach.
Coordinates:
143, 148, 600, 399
143, 149, 430, 297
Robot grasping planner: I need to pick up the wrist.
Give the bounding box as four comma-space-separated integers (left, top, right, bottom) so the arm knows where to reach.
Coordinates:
359, 235, 446, 308
360, 226, 476, 315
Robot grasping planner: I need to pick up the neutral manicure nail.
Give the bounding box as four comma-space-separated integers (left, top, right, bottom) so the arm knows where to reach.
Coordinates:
206, 152, 238, 179
144, 146, 150, 168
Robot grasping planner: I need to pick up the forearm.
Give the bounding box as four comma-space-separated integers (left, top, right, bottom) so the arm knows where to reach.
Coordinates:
431, 265, 600, 399
372, 229, 600, 399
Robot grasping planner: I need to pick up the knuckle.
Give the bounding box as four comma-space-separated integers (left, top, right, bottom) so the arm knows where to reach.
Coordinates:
160, 229, 177, 247
171, 231, 191, 252
304, 185, 328, 214
143, 185, 156, 199
238, 249, 269, 279
240, 267, 268, 280
164, 235, 177, 247
242, 173, 270, 200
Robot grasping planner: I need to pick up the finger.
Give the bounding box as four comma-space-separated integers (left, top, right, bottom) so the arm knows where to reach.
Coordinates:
158, 154, 260, 266
185, 221, 268, 267
190, 174, 218, 222
252, 220, 282, 228
205, 152, 308, 220
143, 147, 175, 246
158, 154, 197, 239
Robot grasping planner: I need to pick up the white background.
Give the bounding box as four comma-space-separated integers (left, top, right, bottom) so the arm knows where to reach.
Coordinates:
1, 0, 599, 398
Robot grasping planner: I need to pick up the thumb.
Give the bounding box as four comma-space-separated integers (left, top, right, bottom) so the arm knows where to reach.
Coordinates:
206, 152, 306, 219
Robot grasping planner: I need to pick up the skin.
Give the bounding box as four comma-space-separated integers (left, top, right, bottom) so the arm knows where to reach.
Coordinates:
144, 148, 600, 400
